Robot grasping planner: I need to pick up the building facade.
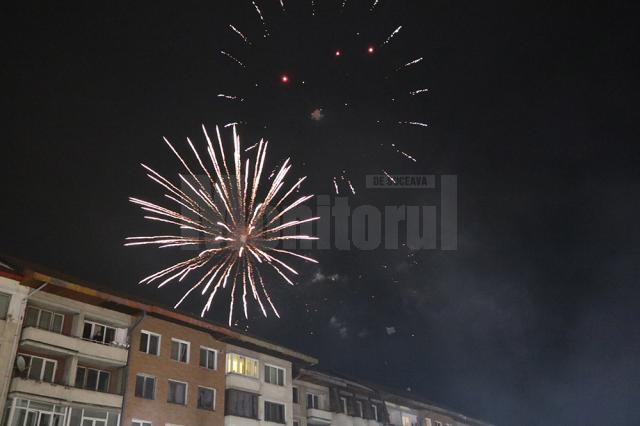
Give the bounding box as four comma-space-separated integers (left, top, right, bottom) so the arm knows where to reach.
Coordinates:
0, 257, 493, 426
121, 314, 226, 426
223, 343, 295, 426
4, 279, 132, 425
0, 268, 28, 418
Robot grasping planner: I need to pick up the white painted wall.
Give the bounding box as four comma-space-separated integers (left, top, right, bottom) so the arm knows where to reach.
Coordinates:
224, 343, 294, 426
0, 276, 29, 416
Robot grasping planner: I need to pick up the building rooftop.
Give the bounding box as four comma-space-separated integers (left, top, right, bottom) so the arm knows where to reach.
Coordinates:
0, 254, 318, 366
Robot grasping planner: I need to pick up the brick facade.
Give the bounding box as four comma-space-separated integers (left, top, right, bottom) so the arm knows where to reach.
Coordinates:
122, 314, 226, 426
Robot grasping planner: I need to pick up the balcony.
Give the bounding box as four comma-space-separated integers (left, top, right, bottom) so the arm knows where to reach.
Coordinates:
307, 408, 333, 425
20, 327, 128, 366
9, 377, 123, 408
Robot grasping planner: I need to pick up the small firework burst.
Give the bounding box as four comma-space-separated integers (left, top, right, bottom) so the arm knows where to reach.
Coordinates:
218, 0, 430, 194
126, 125, 318, 325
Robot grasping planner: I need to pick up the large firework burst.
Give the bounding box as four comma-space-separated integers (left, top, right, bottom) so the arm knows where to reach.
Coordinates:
217, 0, 429, 194
126, 125, 318, 325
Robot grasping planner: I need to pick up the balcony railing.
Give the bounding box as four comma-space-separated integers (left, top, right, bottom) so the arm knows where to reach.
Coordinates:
20, 327, 128, 366
9, 377, 123, 408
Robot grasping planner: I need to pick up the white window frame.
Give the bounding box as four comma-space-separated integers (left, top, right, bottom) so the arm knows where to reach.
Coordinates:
225, 352, 259, 378
7, 398, 67, 425
167, 379, 188, 405
170, 338, 190, 363
264, 363, 286, 386
135, 373, 156, 400
132, 420, 152, 426
306, 392, 320, 409
19, 353, 57, 382
424, 419, 432, 426
139, 330, 161, 356
340, 397, 347, 414
371, 404, 378, 421
356, 400, 364, 418
402, 415, 412, 426
197, 385, 216, 411
82, 319, 117, 345
199, 346, 218, 370
263, 399, 286, 424
76, 365, 111, 392
25, 306, 64, 333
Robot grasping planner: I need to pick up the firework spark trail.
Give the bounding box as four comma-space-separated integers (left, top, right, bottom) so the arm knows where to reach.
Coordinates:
279, 0, 285, 10
391, 143, 417, 162
251, 1, 269, 36
382, 170, 397, 183
370, 0, 381, 10
229, 25, 251, 45
341, 0, 348, 9
311, 0, 316, 15
347, 179, 356, 194
382, 25, 402, 46
220, 50, 245, 68
333, 177, 339, 194
396, 57, 423, 71
126, 125, 318, 325
398, 121, 429, 127
409, 89, 429, 95
217, 94, 244, 101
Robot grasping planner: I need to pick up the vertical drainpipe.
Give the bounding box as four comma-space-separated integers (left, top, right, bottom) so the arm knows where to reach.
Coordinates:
119, 310, 146, 424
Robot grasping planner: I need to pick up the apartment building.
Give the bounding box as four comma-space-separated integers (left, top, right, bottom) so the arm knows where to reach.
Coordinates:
3, 274, 132, 425
121, 314, 226, 426
223, 342, 311, 426
293, 369, 386, 426
0, 256, 493, 426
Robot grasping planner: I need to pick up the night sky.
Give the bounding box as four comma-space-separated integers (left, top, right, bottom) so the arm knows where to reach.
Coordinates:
3, 1, 640, 425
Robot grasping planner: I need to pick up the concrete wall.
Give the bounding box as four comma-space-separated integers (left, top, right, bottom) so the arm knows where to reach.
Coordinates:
122, 315, 226, 426
224, 343, 293, 426
0, 277, 29, 416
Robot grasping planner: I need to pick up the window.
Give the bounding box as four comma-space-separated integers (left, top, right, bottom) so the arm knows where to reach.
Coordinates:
225, 389, 259, 419
424, 419, 432, 426
167, 380, 187, 405
135, 374, 155, 399
199, 346, 217, 370
19, 354, 57, 383
8, 398, 66, 426
264, 401, 285, 424
170, 339, 190, 363
402, 416, 412, 426
264, 364, 285, 386
292, 387, 299, 404
434, 422, 443, 426
139, 330, 160, 355
371, 405, 379, 422
306, 393, 319, 409
197, 386, 215, 410
24, 306, 64, 333
225, 353, 259, 378
82, 320, 117, 345
293, 420, 300, 426
132, 421, 152, 426
68, 407, 120, 426
75, 366, 110, 392
356, 401, 364, 418
340, 397, 347, 414
0, 292, 10, 320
